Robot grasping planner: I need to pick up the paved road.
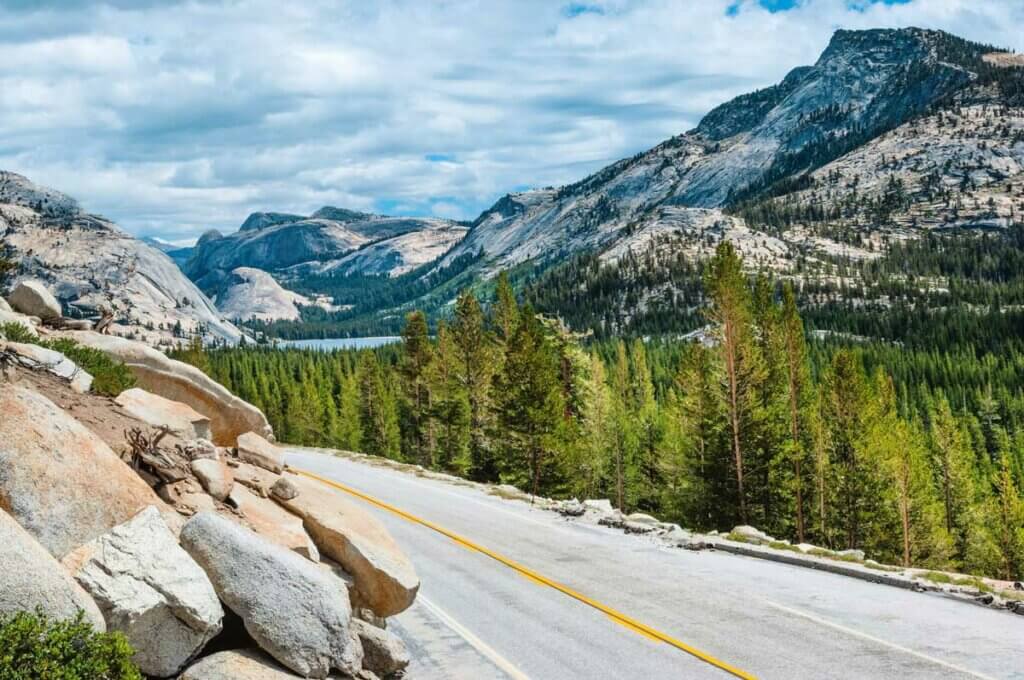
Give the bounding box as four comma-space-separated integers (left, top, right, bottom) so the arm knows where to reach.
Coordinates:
286, 449, 1023, 680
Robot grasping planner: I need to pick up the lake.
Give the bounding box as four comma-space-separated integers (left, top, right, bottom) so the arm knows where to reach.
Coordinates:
278, 336, 402, 351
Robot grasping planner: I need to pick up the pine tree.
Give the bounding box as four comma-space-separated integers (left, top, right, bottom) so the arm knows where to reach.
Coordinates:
399, 311, 435, 467
705, 241, 765, 524
492, 307, 565, 499
431, 320, 470, 474
780, 282, 811, 542
452, 290, 496, 481
609, 340, 637, 511
492, 271, 520, 344
358, 352, 400, 459
928, 395, 978, 560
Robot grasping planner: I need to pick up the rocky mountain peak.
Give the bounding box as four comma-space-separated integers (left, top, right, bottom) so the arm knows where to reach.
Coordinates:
0, 171, 81, 218
238, 212, 304, 232
309, 206, 373, 223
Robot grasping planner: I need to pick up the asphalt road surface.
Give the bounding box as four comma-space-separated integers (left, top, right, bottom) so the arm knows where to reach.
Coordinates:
286, 448, 1023, 680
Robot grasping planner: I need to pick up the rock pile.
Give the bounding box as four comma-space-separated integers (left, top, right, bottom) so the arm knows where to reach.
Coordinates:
0, 295, 419, 678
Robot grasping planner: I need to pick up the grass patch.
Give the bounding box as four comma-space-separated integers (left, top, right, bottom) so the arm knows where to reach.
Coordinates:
0, 321, 36, 343
768, 540, 802, 553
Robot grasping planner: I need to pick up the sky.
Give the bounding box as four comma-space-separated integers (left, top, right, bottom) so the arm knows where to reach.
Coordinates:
1, 0, 1022, 244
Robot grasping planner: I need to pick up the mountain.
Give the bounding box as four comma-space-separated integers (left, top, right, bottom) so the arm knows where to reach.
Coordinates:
441, 28, 1022, 278
213, 267, 318, 322
184, 208, 466, 289
0, 171, 244, 345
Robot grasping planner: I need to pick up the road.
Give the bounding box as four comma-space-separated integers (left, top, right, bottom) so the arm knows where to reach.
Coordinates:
286, 449, 1023, 680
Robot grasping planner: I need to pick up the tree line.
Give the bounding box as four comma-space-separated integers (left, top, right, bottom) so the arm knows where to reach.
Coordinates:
185, 244, 1024, 579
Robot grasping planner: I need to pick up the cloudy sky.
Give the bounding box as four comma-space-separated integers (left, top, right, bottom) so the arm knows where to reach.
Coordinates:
1, 0, 1022, 243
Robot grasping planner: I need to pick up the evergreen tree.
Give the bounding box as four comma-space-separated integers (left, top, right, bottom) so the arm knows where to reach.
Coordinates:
358, 351, 400, 459
705, 241, 765, 524
452, 290, 496, 481
399, 311, 435, 467
492, 307, 565, 498
431, 320, 471, 474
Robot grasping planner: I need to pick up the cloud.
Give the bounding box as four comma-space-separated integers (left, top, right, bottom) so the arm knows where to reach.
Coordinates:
0, 0, 1021, 242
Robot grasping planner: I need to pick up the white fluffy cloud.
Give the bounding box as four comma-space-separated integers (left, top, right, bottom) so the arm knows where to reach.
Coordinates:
0, 0, 1021, 241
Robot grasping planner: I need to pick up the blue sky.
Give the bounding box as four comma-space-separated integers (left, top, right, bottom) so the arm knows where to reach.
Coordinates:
0, 0, 1021, 243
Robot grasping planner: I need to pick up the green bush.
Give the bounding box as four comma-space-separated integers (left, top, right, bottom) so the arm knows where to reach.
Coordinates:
41, 339, 136, 397
0, 610, 141, 680
0, 321, 37, 344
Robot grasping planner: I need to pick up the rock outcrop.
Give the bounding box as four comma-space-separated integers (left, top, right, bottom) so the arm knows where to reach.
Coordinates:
236, 431, 285, 473
8, 279, 62, 321
0, 508, 105, 631
63, 331, 272, 444
5, 341, 93, 393
0, 384, 172, 557
277, 476, 419, 617
179, 648, 313, 680
63, 507, 224, 677
116, 387, 213, 440
180, 512, 358, 678
0, 171, 243, 345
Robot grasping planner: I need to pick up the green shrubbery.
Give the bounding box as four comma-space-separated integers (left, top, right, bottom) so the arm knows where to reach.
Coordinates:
41, 338, 136, 397
0, 326, 136, 397
0, 321, 36, 344
0, 610, 141, 680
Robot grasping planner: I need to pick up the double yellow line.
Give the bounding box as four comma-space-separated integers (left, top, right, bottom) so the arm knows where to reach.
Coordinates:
296, 467, 755, 679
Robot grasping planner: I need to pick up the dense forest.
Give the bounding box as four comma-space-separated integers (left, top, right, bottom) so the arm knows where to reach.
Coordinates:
175, 244, 1024, 580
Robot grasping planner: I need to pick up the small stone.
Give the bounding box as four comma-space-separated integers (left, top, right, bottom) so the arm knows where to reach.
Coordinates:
353, 618, 410, 677
271, 476, 299, 501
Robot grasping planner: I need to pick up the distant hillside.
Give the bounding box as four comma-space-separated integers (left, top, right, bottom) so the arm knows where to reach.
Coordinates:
0, 172, 243, 345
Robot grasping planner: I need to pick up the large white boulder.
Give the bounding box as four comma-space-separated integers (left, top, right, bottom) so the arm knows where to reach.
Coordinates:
0, 385, 174, 557
8, 279, 61, 321
0, 296, 10, 312
0, 508, 105, 631
62, 507, 223, 677
236, 431, 285, 473
58, 331, 272, 445
180, 512, 358, 678
6, 341, 93, 393
276, 475, 419, 617
115, 387, 212, 440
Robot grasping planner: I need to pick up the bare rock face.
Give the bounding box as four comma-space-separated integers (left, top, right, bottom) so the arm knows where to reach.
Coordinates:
0, 385, 173, 557
116, 387, 213, 440
229, 484, 319, 562
62, 331, 273, 445
352, 618, 410, 677
6, 341, 93, 393
277, 476, 419, 618
8, 279, 61, 321
236, 431, 285, 473
0, 508, 105, 631
179, 512, 356, 678
63, 507, 224, 677
191, 457, 234, 501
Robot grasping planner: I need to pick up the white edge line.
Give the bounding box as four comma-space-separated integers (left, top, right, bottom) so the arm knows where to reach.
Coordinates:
759, 598, 997, 680
418, 594, 532, 680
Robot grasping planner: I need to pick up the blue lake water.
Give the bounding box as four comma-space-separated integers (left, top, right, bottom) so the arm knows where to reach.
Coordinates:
278, 336, 402, 350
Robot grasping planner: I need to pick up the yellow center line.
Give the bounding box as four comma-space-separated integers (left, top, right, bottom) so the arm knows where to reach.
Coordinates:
294, 467, 756, 680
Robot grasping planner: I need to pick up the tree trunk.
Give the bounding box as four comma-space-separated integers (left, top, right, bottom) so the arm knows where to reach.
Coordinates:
724, 318, 746, 524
